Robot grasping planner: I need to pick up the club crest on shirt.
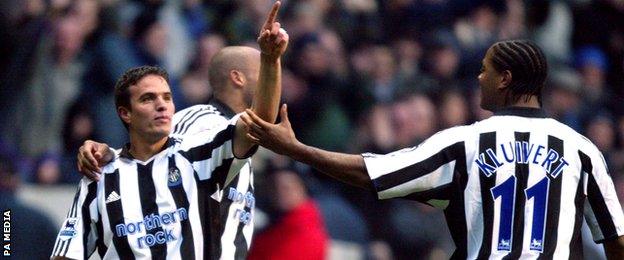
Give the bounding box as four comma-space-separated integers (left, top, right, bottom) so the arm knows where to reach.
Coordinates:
168, 167, 182, 187
58, 218, 79, 241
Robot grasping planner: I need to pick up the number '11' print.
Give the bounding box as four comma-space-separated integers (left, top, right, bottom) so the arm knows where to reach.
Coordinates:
491, 175, 550, 252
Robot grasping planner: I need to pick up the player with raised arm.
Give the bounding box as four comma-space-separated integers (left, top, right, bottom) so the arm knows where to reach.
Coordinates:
242, 40, 624, 259
51, 2, 287, 259
73, 2, 289, 258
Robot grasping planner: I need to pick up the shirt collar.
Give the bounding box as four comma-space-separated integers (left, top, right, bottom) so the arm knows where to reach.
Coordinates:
119, 137, 176, 160
208, 98, 236, 118
493, 106, 548, 118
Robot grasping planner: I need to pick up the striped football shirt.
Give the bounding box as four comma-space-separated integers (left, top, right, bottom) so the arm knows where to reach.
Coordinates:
51, 114, 253, 259
171, 100, 255, 259
363, 107, 624, 259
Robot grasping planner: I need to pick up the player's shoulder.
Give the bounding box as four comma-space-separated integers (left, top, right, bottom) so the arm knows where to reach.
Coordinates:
173, 104, 222, 121
172, 104, 228, 136
542, 118, 599, 150
100, 148, 125, 174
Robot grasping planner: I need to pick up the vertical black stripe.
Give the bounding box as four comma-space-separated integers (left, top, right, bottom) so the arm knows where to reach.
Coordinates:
477, 132, 497, 259
233, 223, 248, 260
96, 212, 108, 257
70, 186, 81, 217
167, 157, 195, 259
192, 160, 236, 260
210, 158, 235, 259
81, 182, 98, 259
505, 132, 530, 259
105, 169, 135, 259
581, 151, 618, 241
568, 165, 585, 260
137, 162, 166, 259
445, 142, 468, 260
207, 191, 221, 260
194, 173, 213, 260
539, 136, 563, 259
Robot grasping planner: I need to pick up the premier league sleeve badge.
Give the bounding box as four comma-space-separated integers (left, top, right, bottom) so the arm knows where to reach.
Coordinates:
58, 218, 79, 241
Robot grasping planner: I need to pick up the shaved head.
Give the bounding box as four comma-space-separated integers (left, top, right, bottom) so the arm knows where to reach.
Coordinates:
209, 46, 261, 94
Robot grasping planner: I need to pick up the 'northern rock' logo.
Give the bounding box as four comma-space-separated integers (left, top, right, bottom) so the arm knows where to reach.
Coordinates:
227, 188, 255, 225
115, 208, 188, 248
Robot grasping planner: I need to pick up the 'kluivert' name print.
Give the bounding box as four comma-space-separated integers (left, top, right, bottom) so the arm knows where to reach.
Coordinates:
475, 141, 569, 178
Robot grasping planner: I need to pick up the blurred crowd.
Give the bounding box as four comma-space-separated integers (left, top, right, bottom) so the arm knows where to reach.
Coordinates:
1, 0, 624, 259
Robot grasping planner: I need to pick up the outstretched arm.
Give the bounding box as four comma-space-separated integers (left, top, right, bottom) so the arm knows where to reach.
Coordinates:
242, 105, 372, 189
234, 1, 288, 158
604, 236, 624, 260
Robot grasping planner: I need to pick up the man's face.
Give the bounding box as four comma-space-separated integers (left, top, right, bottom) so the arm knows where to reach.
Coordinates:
122, 74, 174, 140
478, 48, 503, 111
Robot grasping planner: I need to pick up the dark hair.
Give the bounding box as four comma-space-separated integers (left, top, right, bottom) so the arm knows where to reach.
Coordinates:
489, 40, 548, 104
114, 65, 169, 129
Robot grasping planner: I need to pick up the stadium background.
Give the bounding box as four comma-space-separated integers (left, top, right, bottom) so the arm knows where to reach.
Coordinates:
1, 0, 624, 259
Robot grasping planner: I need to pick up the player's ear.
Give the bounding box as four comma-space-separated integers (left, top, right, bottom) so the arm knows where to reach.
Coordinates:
230, 70, 246, 89
118, 106, 131, 125
498, 70, 512, 90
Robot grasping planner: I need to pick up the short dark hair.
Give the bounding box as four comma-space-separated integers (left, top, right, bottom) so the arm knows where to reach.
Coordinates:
114, 65, 169, 129
489, 40, 548, 104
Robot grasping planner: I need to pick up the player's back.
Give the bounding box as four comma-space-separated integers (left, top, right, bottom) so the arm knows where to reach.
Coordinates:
460, 107, 623, 259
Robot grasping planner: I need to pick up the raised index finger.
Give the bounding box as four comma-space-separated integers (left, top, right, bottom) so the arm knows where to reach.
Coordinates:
262, 1, 281, 31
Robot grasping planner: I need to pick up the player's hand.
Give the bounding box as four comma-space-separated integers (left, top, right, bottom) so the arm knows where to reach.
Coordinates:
257, 1, 289, 61
77, 140, 113, 181
242, 104, 298, 155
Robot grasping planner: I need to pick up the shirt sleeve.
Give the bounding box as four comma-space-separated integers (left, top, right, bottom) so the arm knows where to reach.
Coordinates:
50, 178, 99, 259
581, 149, 624, 243
362, 126, 468, 208
178, 113, 249, 184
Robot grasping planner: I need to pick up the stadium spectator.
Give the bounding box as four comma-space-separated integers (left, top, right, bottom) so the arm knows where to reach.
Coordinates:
248, 167, 328, 260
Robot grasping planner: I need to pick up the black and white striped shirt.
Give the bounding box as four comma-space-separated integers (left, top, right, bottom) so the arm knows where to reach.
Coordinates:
363, 107, 624, 259
51, 114, 252, 259
171, 101, 255, 259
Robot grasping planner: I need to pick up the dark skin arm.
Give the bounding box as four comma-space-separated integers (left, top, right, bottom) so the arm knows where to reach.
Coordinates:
604, 235, 624, 260
241, 104, 373, 190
